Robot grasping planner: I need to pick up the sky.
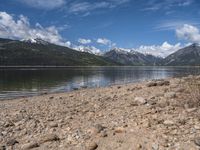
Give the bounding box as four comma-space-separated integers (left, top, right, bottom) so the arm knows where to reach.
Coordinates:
0, 0, 200, 57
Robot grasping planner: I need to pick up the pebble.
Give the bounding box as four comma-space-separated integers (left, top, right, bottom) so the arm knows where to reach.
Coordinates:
90, 124, 105, 135
157, 80, 170, 86
194, 125, 200, 130
6, 139, 19, 146
134, 97, 147, 105
164, 92, 176, 98
49, 122, 58, 128
40, 134, 59, 144
94, 124, 105, 133
87, 142, 98, 150
146, 82, 157, 87
0, 145, 6, 150
21, 142, 39, 150
194, 137, 200, 146
114, 127, 125, 133
163, 120, 174, 126
152, 143, 159, 150
186, 108, 197, 113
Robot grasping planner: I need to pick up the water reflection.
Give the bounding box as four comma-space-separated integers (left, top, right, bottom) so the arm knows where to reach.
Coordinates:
0, 66, 200, 99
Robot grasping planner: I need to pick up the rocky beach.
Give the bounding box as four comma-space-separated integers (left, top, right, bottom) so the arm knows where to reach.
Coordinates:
1, 75, 200, 150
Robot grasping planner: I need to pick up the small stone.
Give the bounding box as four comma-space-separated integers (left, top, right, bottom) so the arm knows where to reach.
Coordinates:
21, 142, 39, 150
94, 124, 105, 132
90, 124, 105, 135
0, 145, 6, 150
117, 86, 121, 89
114, 127, 125, 133
6, 139, 19, 146
134, 97, 147, 105
137, 144, 142, 149
163, 120, 174, 126
143, 121, 151, 128
49, 122, 58, 128
152, 143, 159, 150
175, 88, 185, 93
146, 82, 157, 87
87, 142, 98, 150
40, 134, 59, 144
49, 96, 54, 99
194, 125, 200, 130
157, 80, 170, 86
99, 130, 108, 137
4, 121, 14, 128
186, 108, 197, 113
194, 137, 200, 146
164, 92, 176, 98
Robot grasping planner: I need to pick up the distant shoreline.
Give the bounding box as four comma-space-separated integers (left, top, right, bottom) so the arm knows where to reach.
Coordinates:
0, 65, 200, 68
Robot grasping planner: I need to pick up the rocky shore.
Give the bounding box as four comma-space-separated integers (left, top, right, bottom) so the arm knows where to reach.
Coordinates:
1, 75, 200, 150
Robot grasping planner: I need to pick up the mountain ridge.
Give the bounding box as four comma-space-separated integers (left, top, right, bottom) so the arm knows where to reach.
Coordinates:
0, 38, 118, 66
103, 48, 162, 66
0, 37, 200, 66
163, 43, 200, 66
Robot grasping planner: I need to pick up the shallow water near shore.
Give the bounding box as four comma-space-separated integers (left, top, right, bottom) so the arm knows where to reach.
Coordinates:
0, 66, 200, 100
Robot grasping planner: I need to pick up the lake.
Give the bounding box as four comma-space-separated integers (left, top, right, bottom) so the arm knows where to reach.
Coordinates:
0, 66, 200, 100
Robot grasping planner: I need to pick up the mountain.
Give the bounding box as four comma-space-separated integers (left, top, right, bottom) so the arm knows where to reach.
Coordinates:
103, 48, 162, 65
163, 43, 200, 66
0, 38, 117, 66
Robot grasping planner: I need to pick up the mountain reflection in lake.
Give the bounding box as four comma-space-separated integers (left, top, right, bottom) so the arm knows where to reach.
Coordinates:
0, 66, 200, 99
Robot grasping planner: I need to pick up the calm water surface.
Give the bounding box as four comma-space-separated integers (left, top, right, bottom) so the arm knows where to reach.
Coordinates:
0, 66, 200, 100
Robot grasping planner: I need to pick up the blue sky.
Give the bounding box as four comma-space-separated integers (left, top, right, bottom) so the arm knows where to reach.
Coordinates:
0, 0, 200, 57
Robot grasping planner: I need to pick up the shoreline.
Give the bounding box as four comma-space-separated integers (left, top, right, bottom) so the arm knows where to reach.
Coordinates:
1, 75, 200, 149
1, 66, 200, 68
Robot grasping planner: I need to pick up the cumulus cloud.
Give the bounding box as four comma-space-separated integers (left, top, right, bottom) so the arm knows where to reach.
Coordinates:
18, 0, 65, 10
96, 38, 116, 47
176, 24, 200, 43
78, 38, 91, 44
68, 0, 130, 15
133, 42, 182, 57
0, 11, 70, 47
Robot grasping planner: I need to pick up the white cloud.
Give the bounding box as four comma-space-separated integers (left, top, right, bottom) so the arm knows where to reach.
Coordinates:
0, 11, 70, 47
155, 20, 200, 31
96, 38, 116, 47
68, 0, 130, 14
97, 38, 111, 45
78, 38, 91, 44
133, 42, 182, 57
143, 0, 194, 11
18, 0, 65, 10
17, 0, 130, 16
176, 24, 200, 43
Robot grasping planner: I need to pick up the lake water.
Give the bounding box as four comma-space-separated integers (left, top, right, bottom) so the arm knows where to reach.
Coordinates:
0, 66, 200, 100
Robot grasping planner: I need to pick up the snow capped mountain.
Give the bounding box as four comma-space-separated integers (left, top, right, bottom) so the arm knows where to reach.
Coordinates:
21, 38, 50, 45
111, 47, 130, 54
104, 47, 162, 65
